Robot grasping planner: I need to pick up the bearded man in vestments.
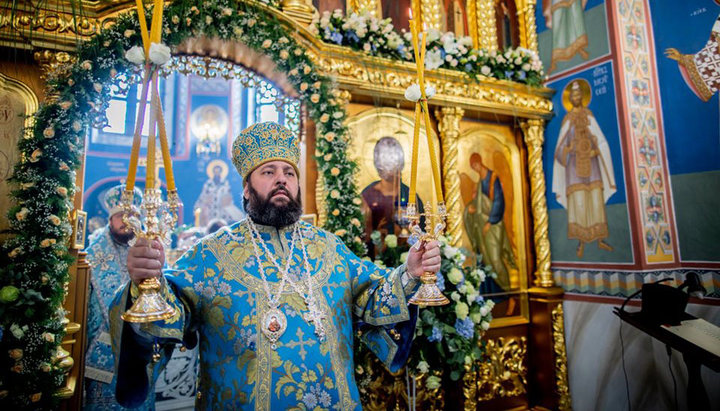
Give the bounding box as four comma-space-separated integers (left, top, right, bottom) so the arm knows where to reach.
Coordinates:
84, 184, 158, 410
552, 81, 616, 258
111, 122, 441, 409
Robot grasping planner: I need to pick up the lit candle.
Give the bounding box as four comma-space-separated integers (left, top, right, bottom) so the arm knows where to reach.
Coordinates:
194, 207, 201, 227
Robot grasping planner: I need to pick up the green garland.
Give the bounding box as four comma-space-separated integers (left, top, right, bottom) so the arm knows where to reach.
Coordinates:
0, 0, 365, 407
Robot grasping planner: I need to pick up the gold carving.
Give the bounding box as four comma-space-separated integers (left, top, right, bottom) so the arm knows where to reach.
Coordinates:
475, 336, 528, 400
315, 172, 327, 227
476, 0, 498, 52
33, 50, 76, 81
436, 106, 465, 247
463, 362, 478, 410
521, 119, 553, 287
0, 73, 38, 242
347, 0, 381, 18
466, 0, 479, 49
280, 0, 316, 26
421, 0, 443, 31
552, 304, 572, 411
516, 0, 539, 53
315, 52, 553, 118
0, 9, 115, 47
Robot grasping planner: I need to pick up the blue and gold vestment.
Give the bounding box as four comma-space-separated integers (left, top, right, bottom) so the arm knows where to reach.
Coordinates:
110, 220, 419, 410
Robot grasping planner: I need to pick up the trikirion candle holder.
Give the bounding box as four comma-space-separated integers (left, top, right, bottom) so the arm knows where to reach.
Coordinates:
405, 10, 449, 307
120, 0, 179, 323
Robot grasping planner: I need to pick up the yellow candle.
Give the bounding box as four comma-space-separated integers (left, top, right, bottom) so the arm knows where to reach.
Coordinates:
418, 30, 428, 96
408, 104, 421, 206
154, 84, 176, 191
135, 0, 150, 56
145, 74, 159, 190
126, 68, 152, 191
150, 0, 164, 43
421, 100, 443, 202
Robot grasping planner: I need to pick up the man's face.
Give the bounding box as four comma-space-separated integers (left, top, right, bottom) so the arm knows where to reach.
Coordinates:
244, 160, 302, 227
109, 212, 134, 244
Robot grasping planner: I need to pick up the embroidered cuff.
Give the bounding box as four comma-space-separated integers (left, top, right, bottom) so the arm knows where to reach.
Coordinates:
398, 264, 421, 296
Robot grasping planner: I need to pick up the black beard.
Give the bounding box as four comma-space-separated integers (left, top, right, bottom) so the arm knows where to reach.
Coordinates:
109, 226, 134, 245
245, 184, 302, 228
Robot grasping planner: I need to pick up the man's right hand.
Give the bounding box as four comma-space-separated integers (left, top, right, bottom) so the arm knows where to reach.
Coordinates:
127, 237, 165, 284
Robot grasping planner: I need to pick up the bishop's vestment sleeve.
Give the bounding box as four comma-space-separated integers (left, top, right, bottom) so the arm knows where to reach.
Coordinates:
108, 244, 203, 408
342, 239, 421, 372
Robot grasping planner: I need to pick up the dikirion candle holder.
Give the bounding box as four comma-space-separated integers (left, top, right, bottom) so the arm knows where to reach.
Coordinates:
405, 9, 449, 307
120, 0, 180, 322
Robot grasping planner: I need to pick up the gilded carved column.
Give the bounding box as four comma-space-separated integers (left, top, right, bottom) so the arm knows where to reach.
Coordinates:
552, 304, 572, 411
516, 0, 539, 53
436, 107, 464, 247
420, 0, 442, 31
347, 0, 381, 17
466, 0, 479, 49
476, 0, 498, 52
520, 119, 553, 287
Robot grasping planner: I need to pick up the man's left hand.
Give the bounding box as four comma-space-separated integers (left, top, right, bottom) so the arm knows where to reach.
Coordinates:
407, 240, 441, 279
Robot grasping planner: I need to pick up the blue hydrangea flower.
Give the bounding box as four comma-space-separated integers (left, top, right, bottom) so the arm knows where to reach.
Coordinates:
517, 71, 527, 80
454, 317, 474, 339
428, 325, 443, 342
474, 295, 484, 304
330, 31, 343, 45
435, 271, 445, 291
504, 70, 514, 79
346, 30, 359, 43
464, 63, 473, 72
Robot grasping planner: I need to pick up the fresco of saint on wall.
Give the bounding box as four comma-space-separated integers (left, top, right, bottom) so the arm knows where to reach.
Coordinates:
552, 79, 616, 258
537, 0, 610, 75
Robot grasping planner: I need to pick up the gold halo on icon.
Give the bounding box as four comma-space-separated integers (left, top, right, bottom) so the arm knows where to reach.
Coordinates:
561, 78, 592, 112
206, 159, 229, 180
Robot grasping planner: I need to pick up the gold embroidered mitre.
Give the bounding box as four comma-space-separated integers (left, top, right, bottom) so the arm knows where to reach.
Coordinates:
232, 122, 300, 180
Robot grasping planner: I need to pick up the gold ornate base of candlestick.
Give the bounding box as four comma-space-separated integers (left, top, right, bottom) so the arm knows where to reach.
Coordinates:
121, 277, 176, 323
409, 272, 450, 306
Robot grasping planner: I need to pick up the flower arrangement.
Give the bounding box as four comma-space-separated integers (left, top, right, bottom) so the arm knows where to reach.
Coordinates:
312, 9, 544, 87
310, 9, 409, 60
408, 236, 494, 383
0, 0, 365, 406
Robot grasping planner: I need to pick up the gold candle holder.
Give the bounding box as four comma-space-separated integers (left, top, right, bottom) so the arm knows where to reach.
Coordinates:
406, 203, 450, 306
406, 10, 449, 306
121, 0, 181, 323
120, 188, 181, 323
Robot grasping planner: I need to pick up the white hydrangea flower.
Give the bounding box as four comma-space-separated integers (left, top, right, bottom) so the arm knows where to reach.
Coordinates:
124, 46, 145, 65
404, 83, 421, 102
149, 42, 172, 66
424, 49, 443, 70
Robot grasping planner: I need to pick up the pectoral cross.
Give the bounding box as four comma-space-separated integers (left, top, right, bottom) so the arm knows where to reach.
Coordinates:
302, 298, 327, 342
